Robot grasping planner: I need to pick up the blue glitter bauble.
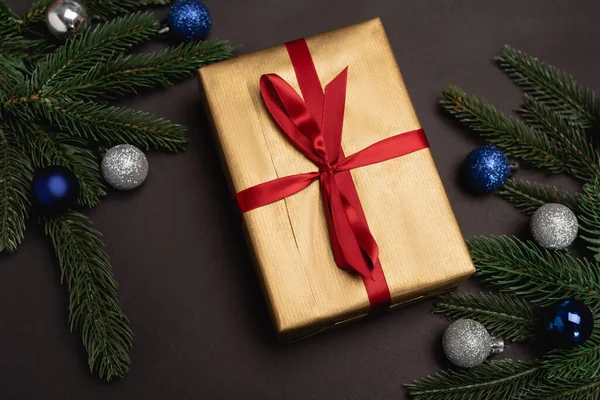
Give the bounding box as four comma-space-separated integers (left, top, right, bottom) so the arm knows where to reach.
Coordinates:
168, 0, 212, 42
542, 299, 594, 348
32, 166, 80, 212
462, 145, 511, 193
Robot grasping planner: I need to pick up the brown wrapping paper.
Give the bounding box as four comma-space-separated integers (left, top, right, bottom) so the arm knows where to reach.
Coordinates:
198, 18, 475, 342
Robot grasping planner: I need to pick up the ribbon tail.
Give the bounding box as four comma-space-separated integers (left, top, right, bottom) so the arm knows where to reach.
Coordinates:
338, 129, 428, 171
321, 173, 374, 278
237, 172, 320, 213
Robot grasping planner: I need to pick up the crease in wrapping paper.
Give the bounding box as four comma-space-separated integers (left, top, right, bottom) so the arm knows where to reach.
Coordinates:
245, 80, 321, 317
198, 18, 475, 341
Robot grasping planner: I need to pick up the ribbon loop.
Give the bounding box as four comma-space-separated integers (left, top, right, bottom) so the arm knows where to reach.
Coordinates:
236, 39, 430, 311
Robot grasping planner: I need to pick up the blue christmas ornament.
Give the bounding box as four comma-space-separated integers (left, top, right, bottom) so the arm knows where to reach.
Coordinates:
167, 0, 212, 42
462, 145, 511, 193
32, 166, 80, 212
542, 299, 594, 348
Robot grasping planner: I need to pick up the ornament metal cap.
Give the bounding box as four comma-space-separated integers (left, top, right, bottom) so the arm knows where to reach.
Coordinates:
490, 337, 505, 354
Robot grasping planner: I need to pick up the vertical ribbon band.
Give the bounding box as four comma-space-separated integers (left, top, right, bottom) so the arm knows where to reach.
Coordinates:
235, 39, 430, 312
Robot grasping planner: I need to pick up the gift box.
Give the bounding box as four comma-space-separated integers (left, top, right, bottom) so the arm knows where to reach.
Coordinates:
198, 18, 474, 342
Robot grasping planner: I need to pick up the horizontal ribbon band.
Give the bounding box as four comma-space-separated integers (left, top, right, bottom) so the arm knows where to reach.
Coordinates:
236, 38, 430, 311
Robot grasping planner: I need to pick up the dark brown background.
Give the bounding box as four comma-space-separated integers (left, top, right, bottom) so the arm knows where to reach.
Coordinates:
0, 0, 594, 398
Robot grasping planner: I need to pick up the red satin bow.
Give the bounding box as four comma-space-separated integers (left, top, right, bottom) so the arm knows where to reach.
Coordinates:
236, 39, 429, 310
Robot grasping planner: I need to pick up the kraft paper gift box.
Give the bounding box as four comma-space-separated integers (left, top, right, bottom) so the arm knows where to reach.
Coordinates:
198, 18, 474, 342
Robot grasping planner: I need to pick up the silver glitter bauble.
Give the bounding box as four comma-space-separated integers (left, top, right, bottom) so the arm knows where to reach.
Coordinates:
443, 319, 503, 368
531, 203, 578, 250
46, 0, 88, 37
101, 145, 149, 190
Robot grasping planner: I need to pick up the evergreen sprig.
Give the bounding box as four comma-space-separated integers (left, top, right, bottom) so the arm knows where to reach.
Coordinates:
45, 212, 133, 381
441, 85, 568, 173
0, 0, 234, 382
499, 179, 580, 216
82, 0, 173, 20
519, 378, 600, 400
579, 180, 600, 261
411, 45, 600, 399
42, 40, 235, 101
434, 292, 539, 342
496, 45, 600, 129
0, 126, 32, 252
24, 12, 159, 93
520, 96, 600, 180
543, 331, 600, 380
406, 360, 541, 400
468, 236, 600, 307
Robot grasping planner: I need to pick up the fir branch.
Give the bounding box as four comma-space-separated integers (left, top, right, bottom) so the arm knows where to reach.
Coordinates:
441, 85, 568, 172
82, 0, 173, 20
498, 179, 580, 216
434, 292, 539, 342
42, 40, 235, 101
578, 180, 600, 261
23, 12, 159, 94
0, 127, 32, 253
0, 1, 24, 34
20, 0, 53, 28
406, 360, 541, 400
519, 378, 600, 400
468, 236, 600, 306
543, 331, 600, 380
0, 33, 49, 58
496, 45, 600, 129
21, 128, 105, 207
0, 54, 27, 90
13, 96, 187, 151
44, 212, 133, 381
520, 95, 600, 180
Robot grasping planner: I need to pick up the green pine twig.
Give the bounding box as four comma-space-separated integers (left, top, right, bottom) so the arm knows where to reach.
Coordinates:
44, 212, 133, 381
434, 292, 540, 342
406, 360, 541, 400
17, 96, 187, 151
543, 332, 600, 380
497, 45, 600, 129
467, 236, 600, 306
82, 0, 174, 20
23, 12, 159, 93
498, 179, 580, 216
520, 95, 600, 180
519, 378, 600, 400
578, 180, 600, 261
0, 127, 32, 253
0, 53, 28, 90
42, 40, 235, 101
20, 0, 53, 28
441, 85, 568, 173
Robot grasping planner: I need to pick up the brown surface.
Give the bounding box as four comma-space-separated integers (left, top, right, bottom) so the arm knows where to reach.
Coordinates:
0, 0, 592, 399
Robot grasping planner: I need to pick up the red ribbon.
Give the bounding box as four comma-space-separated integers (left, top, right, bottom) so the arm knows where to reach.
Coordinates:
236, 39, 429, 312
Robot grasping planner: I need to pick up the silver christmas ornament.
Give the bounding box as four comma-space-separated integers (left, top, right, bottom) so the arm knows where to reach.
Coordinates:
531, 203, 578, 250
101, 145, 149, 190
46, 0, 88, 37
442, 319, 504, 368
